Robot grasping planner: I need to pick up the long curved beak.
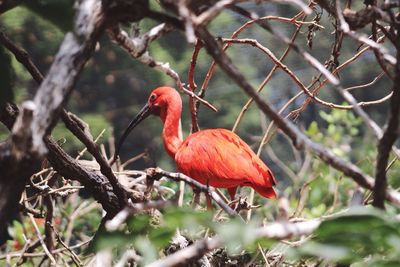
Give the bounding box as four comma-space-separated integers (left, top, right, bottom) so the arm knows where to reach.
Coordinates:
112, 103, 151, 164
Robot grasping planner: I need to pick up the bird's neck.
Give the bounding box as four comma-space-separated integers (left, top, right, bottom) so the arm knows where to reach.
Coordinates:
160, 104, 182, 158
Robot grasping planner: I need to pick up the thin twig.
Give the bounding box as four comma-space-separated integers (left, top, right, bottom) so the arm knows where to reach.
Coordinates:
196, 26, 400, 208
0, 240, 91, 260
146, 167, 238, 217
107, 25, 217, 112
48, 223, 83, 266
188, 40, 204, 132
146, 219, 320, 267
28, 214, 58, 266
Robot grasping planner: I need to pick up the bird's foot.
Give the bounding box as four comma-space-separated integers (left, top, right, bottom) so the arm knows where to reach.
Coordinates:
206, 194, 213, 210
191, 189, 201, 208
145, 167, 163, 181
230, 197, 261, 213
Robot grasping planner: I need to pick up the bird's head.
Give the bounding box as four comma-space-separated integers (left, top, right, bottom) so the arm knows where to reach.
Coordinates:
147, 86, 181, 117
111, 86, 181, 164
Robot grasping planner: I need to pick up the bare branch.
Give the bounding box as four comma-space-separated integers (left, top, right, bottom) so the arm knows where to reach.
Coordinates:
232, 13, 305, 132
195, 26, 400, 208
107, 25, 217, 112
188, 40, 203, 132
10, 0, 105, 157
194, 0, 242, 26
147, 220, 321, 267
177, 0, 196, 43
0, 29, 128, 209
61, 112, 128, 208
0, 240, 91, 260
0, 31, 43, 84
44, 136, 128, 216
334, 86, 400, 160
106, 198, 178, 231
373, 42, 400, 209
230, 7, 340, 86
335, 0, 396, 66
28, 214, 57, 266
268, 0, 312, 15
146, 167, 238, 217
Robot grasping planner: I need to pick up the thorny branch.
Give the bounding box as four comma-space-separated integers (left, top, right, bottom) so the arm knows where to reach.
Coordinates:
188, 39, 204, 132
61, 112, 128, 208
195, 26, 400, 207
147, 219, 321, 267
107, 24, 218, 112
2, 0, 400, 265
0, 104, 123, 217
146, 167, 238, 217
335, 0, 396, 67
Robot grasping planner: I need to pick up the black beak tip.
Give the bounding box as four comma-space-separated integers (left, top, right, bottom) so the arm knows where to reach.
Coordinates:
111, 103, 151, 166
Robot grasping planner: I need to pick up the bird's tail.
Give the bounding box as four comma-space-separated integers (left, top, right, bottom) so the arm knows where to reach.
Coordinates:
251, 184, 276, 199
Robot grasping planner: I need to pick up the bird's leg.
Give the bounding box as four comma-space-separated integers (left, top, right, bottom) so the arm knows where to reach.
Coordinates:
228, 187, 237, 201
205, 179, 213, 210
228, 187, 238, 209
191, 187, 201, 208
206, 194, 213, 210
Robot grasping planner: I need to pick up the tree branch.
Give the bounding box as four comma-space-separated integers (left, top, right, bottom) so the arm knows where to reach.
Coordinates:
11, 0, 106, 157
0, 102, 125, 219
146, 167, 238, 217
373, 41, 400, 209
0, 31, 43, 84
195, 26, 400, 208
147, 219, 321, 267
44, 136, 123, 216
61, 112, 128, 208
107, 25, 217, 112
1, 27, 130, 209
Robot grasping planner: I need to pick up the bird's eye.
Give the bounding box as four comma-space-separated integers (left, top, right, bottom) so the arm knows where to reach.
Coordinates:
150, 94, 157, 102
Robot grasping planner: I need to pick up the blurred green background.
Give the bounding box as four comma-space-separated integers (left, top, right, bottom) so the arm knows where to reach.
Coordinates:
0, 0, 398, 205
2, 1, 400, 266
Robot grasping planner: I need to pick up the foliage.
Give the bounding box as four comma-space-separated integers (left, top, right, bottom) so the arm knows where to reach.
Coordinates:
1, 0, 399, 266
290, 208, 400, 266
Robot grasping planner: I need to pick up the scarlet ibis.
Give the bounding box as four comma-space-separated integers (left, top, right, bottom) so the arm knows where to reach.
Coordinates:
114, 86, 277, 200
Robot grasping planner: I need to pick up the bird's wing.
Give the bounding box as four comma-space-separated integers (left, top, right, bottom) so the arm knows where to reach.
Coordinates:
175, 129, 276, 188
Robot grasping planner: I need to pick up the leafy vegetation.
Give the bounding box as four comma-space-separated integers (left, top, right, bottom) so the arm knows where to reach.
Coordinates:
1, 0, 399, 266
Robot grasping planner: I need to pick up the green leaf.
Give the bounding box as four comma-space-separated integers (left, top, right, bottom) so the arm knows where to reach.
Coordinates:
315, 208, 400, 254
294, 242, 352, 262
163, 207, 214, 231
148, 227, 175, 249
135, 236, 157, 265
292, 207, 400, 264
87, 230, 131, 253
216, 218, 264, 254
319, 111, 332, 123
306, 121, 319, 136
127, 214, 152, 234
353, 256, 400, 267
8, 220, 23, 243
217, 219, 246, 254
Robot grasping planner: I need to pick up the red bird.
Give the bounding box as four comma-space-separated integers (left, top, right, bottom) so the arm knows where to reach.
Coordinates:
114, 86, 277, 200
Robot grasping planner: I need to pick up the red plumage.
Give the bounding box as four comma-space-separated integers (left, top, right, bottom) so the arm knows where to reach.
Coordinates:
175, 129, 276, 199
116, 86, 277, 200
